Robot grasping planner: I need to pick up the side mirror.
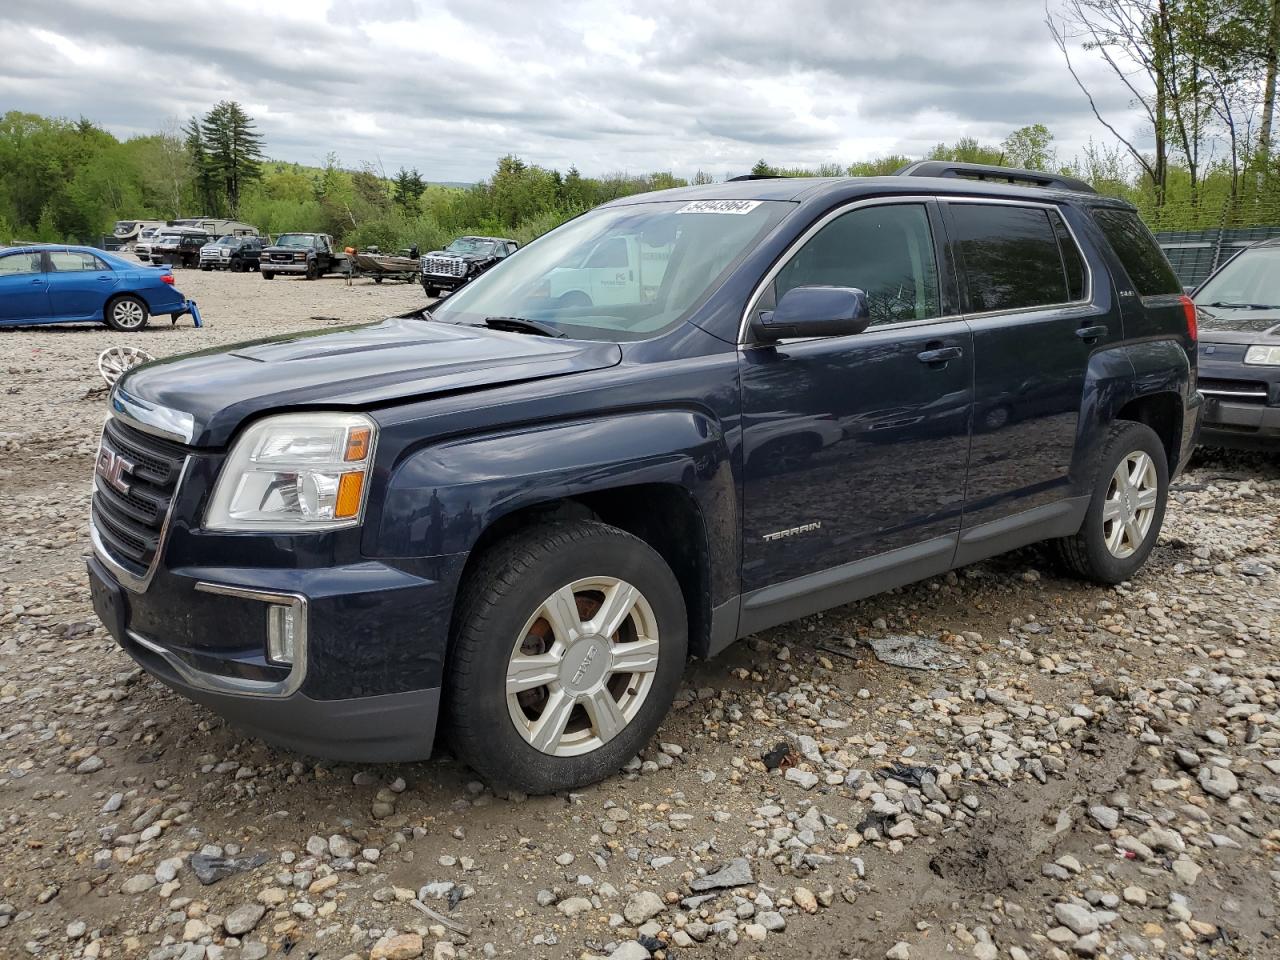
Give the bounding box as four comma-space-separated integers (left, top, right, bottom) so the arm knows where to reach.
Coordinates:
752, 285, 872, 343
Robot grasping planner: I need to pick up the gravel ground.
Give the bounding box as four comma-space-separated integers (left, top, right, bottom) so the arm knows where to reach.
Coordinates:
1, 265, 1278, 960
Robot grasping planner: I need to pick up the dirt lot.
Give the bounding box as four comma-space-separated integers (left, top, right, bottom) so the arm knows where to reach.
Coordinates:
0, 265, 1278, 960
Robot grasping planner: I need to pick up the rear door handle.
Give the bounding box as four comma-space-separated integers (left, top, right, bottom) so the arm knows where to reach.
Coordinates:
1076, 324, 1108, 342
917, 345, 963, 365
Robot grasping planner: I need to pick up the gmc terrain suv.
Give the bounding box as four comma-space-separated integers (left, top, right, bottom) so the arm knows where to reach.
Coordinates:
88, 163, 1201, 794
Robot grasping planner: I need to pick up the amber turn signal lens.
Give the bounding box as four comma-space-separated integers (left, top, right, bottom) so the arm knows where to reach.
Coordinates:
335, 472, 365, 518
344, 426, 371, 462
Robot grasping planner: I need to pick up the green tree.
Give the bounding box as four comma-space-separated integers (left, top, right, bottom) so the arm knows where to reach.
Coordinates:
1002, 124, 1056, 169
750, 158, 775, 176
201, 101, 264, 217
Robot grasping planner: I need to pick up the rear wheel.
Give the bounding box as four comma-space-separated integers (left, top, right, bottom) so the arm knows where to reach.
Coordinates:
104, 295, 149, 332
446, 521, 687, 794
1051, 421, 1168, 584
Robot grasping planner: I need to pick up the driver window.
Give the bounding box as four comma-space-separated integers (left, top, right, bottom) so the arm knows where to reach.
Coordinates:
769, 204, 940, 327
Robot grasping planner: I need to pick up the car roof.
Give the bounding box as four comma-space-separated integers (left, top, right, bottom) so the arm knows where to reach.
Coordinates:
605, 175, 1134, 210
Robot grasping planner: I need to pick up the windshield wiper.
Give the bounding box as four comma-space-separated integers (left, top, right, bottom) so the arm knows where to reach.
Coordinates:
1205, 301, 1280, 310
482, 316, 566, 338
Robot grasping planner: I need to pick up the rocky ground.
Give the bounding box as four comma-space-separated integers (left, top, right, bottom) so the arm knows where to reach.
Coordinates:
0, 265, 1277, 960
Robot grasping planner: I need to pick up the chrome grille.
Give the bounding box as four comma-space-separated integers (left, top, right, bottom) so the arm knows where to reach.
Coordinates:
422, 256, 467, 277
1199, 378, 1270, 404
91, 418, 188, 576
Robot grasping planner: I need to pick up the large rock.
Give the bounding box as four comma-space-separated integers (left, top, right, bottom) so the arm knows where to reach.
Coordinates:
1054, 902, 1099, 936
224, 903, 266, 936
623, 891, 665, 925
370, 933, 425, 960
690, 858, 754, 892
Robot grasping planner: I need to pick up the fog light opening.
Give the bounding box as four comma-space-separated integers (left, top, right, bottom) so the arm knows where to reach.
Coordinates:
267, 604, 297, 665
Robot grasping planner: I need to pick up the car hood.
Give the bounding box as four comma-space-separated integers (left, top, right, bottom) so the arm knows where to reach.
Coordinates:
1196, 306, 1280, 345
116, 314, 622, 447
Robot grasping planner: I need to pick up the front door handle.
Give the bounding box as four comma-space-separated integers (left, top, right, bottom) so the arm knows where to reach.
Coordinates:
1076, 324, 1108, 342
917, 345, 963, 366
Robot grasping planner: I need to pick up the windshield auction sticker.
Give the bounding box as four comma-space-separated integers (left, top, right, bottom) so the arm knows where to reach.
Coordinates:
676, 200, 763, 215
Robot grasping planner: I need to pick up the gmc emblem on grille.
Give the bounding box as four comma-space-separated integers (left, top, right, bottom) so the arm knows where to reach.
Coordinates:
96, 448, 136, 495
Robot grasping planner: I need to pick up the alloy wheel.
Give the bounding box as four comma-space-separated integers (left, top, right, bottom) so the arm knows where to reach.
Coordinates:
111, 300, 146, 329
505, 577, 660, 757
1102, 450, 1159, 559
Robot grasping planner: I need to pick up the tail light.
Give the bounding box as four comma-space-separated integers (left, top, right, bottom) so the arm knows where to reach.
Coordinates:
160, 274, 175, 285
1179, 294, 1197, 342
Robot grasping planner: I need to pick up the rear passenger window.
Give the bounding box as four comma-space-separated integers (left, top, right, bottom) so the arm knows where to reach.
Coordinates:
771, 203, 940, 327
951, 204, 1069, 312
1049, 211, 1086, 301
1091, 208, 1181, 296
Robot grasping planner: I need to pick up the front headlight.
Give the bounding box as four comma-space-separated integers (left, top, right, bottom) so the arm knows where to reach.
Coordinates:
205, 413, 376, 531
1244, 345, 1280, 366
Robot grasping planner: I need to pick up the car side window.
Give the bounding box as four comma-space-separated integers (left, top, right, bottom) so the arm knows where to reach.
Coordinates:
1049, 210, 1087, 302
767, 203, 941, 327
1091, 208, 1181, 296
0, 252, 42, 275
48, 251, 107, 272
950, 204, 1070, 313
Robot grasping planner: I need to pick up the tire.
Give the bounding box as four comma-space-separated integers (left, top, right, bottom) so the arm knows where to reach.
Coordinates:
423, 285, 439, 298
200, 264, 213, 272
305, 260, 319, 281
230, 259, 244, 273
1050, 421, 1169, 584
262, 272, 275, 280
559, 290, 592, 308
104, 295, 149, 332
446, 520, 687, 794
373, 276, 384, 284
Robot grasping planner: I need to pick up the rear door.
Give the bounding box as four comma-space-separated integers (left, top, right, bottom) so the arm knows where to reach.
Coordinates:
942, 200, 1114, 529
46, 249, 118, 319
0, 250, 51, 323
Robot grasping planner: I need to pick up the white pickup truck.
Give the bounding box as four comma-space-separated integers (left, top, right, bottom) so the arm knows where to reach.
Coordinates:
540, 234, 673, 306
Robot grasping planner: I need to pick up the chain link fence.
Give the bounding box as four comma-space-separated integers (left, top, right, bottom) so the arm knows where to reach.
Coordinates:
1155, 225, 1280, 288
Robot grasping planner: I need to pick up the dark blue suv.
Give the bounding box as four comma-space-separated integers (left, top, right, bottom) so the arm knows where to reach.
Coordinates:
87, 163, 1201, 793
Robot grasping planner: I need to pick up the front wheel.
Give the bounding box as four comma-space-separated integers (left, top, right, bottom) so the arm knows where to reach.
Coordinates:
423, 285, 439, 298
104, 295, 149, 332
262, 271, 275, 280
446, 521, 687, 794
305, 260, 319, 281
1051, 421, 1169, 584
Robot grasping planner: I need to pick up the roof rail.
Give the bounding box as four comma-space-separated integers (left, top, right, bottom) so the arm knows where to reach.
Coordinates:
727, 174, 784, 182
894, 160, 1097, 195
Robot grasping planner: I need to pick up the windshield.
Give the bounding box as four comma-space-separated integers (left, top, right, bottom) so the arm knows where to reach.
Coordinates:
214, 236, 238, 246
446, 238, 496, 256
274, 234, 314, 248
431, 200, 789, 341
1198, 246, 1280, 308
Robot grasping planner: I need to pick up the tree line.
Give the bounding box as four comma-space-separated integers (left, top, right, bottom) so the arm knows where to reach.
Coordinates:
2, 0, 1278, 257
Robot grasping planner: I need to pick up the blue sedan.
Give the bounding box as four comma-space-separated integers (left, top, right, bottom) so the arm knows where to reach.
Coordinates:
0, 245, 200, 332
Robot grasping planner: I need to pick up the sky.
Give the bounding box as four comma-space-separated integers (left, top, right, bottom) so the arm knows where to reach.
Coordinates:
0, 0, 1147, 183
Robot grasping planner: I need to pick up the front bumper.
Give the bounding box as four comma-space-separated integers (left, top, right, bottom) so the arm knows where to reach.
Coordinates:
423, 274, 467, 291
262, 261, 310, 273
1200, 397, 1280, 448
1197, 352, 1280, 449
87, 530, 452, 761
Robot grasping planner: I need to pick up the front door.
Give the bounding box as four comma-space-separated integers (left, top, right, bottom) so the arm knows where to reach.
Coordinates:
739, 200, 973, 602
941, 201, 1116, 528
0, 250, 49, 323
46, 249, 118, 319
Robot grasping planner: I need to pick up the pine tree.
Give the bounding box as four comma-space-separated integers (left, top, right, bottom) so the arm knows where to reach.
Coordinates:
201, 101, 264, 217
750, 159, 774, 177
393, 166, 426, 208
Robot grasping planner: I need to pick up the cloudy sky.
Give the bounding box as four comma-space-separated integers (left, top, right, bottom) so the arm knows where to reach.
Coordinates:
0, 0, 1145, 182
